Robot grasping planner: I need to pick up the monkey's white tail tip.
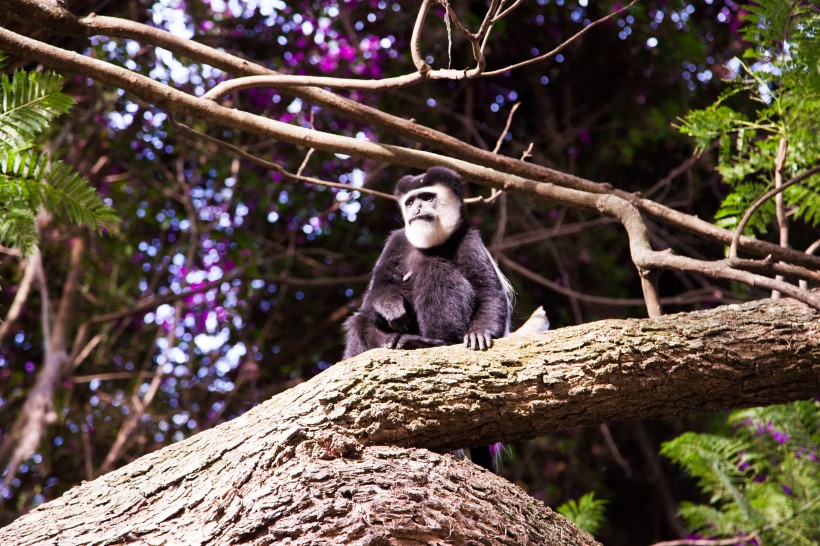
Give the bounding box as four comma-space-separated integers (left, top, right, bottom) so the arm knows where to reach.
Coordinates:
510, 306, 550, 337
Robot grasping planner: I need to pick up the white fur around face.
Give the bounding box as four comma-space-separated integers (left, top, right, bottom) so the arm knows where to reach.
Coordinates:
402, 184, 462, 249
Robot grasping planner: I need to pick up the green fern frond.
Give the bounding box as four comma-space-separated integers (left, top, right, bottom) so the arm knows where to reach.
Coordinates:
740, 1, 796, 58
0, 54, 118, 255
557, 492, 608, 535
662, 433, 757, 507
0, 207, 38, 255
714, 183, 774, 235
0, 69, 74, 150
678, 502, 745, 537
664, 401, 820, 546
0, 150, 119, 234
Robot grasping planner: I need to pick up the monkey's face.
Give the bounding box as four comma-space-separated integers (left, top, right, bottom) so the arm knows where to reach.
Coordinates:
401, 184, 462, 249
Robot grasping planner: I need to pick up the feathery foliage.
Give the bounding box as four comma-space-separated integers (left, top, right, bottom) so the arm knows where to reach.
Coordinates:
662, 401, 820, 546
558, 491, 608, 536
677, 0, 820, 236
0, 52, 118, 255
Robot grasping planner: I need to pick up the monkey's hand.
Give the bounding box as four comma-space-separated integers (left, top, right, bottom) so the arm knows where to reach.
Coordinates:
374, 296, 410, 332
464, 331, 494, 351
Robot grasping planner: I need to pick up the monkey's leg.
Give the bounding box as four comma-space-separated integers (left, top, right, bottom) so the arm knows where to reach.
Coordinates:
393, 334, 446, 350
344, 312, 398, 358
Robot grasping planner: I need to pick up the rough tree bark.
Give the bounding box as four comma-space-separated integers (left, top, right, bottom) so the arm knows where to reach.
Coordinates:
1, 297, 817, 545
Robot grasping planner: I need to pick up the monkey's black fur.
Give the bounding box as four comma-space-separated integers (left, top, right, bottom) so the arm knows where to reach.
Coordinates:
343, 167, 509, 359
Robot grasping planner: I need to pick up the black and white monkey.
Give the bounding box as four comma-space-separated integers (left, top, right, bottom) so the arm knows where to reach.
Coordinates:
343, 166, 513, 359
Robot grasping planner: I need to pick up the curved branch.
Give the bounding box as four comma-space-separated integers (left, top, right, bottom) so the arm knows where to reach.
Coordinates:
199, 0, 628, 96
410, 0, 434, 73
493, 0, 526, 23
201, 72, 426, 99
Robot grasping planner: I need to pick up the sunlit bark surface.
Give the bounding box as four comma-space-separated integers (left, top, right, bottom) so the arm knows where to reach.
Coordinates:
2, 297, 817, 545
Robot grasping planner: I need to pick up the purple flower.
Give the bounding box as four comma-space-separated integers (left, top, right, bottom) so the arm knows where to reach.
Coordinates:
771, 430, 789, 445
782, 485, 792, 496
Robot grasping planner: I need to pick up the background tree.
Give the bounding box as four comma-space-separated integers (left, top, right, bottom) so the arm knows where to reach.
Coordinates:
0, 0, 817, 544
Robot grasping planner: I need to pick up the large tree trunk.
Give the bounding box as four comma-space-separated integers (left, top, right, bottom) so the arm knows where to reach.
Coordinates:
2, 297, 817, 545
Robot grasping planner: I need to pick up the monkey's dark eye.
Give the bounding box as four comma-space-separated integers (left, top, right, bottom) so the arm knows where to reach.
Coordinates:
405, 197, 415, 207
418, 192, 436, 201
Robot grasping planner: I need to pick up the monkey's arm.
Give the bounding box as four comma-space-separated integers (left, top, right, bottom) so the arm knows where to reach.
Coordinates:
458, 230, 510, 350
363, 231, 411, 332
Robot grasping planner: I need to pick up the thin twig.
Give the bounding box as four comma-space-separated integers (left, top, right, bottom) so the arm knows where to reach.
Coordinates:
465, 102, 522, 204
644, 141, 718, 200
651, 530, 760, 546
296, 113, 317, 177
600, 424, 632, 476
202, 72, 426, 99
493, 102, 520, 154
492, 217, 615, 251
493, 0, 526, 22
520, 142, 533, 162
169, 116, 395, 201
483, 0, 639, 76
201, 0, 509, 99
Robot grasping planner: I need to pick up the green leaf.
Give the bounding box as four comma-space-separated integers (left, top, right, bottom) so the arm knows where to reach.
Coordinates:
558, 492, 608, 535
